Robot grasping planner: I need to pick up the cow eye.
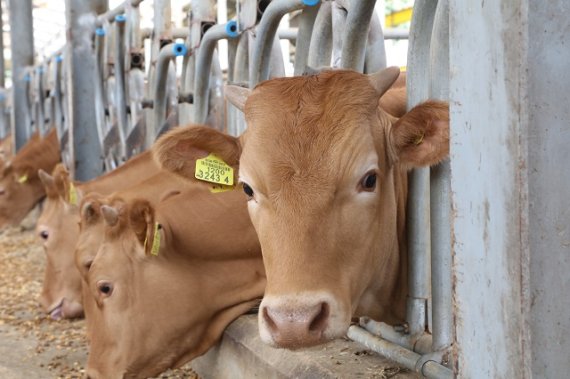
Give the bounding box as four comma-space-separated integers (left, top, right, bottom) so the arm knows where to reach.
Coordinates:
39, 230, 49, 240
97, 281, 114, 297
360, 171, 377, 192
242, 183, 254, 198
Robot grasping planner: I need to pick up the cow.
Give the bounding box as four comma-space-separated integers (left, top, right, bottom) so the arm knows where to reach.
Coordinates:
0, 128, 60, 228
153, 67, 449, 348
36, 150, 162, 319
81, 185, 265, 378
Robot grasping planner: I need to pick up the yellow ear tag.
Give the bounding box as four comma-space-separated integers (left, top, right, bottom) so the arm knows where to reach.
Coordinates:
210, 184, 235, 193
150, 222, 161, 256
68, 182, 78, 205
195, 153, 234, 186
17, 174, 28, 184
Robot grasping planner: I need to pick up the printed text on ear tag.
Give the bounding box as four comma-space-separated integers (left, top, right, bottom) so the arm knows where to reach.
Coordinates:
69, 182, 78, 205
195, 153, 234, 186
17, 174, 28, 184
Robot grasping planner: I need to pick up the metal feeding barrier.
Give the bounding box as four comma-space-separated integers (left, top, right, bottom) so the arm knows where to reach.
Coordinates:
5, 0, 567, 377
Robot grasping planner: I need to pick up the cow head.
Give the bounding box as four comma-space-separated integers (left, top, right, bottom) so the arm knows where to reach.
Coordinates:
0, 129, 60, 228
154, 68, 449, 348
36, 165, 84, 319
83, 192, 265, 378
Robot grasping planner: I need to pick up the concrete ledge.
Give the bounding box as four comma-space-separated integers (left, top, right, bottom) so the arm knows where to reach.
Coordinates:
192, 315, 418, 378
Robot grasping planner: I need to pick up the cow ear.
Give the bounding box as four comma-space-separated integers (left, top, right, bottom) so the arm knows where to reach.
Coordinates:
80, 200, 101, 227
101, 205, 119, 227
153, 125, 241, 181
128, 199, 157, 256
38, 169, 58, 197
389, 100, 450, 168
225, 85, 251, 112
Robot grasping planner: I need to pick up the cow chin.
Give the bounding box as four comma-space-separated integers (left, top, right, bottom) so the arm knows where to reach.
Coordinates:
258, 292, 350, 349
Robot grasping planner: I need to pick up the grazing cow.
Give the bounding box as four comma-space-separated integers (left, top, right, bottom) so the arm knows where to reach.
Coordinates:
0, 129, 60, 228
82, 186, 265, 378
36, 151, 162, 319
153, 68, 449, 348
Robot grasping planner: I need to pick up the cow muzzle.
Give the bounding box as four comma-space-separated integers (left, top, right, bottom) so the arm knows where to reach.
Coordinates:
259, 293, 347, 349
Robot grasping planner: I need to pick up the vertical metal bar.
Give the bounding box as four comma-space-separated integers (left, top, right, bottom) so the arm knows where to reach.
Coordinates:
429, 0, 452, 354
330, 0, 346, 68
339, 0, 377, 72
52, 55, 65, 139
65, 0, 108, 180
193, 22, 238, 124
249, 0, 320, 88
8, 0, 34, 151
405, 0, 438, 336
114, 15, 128, 159
363, 9, 386, 73
307, 0, 332, 68
0, 1, 6, 139
94, 28, 107, 148
35, 66, 46, 135
293, 4, 319, 76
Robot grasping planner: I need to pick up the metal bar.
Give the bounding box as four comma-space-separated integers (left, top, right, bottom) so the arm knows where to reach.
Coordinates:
65, 0, 107, 180
193, 22, 239, 124
330, 0, 346, 68
360, 317, 433, 355
348, 326, 453, 379
228, 31, 250, 137
8, 0, 34, 150
363, 8, 386, 73
249, 0, 320, 88
292, 5, 319, 76
339, 0, 376, 71
35, 66, 46, 135
0, 1, 6, 140
94, 27, 107, 146
307, 0, 332, 68
114, 15, 128, 159
278, 28, 298, 41
153, 43, 187, 136
0, 1, 5, 89
428, 0, 452, 354
96, 0, 145, 26
384, 28, 409, 40
52, 55, 64, 139
405, 0, 439, 336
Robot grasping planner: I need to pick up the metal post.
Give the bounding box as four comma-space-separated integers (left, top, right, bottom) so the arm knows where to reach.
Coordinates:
307, 1, 332, 69
339, 0, 377, 71
193, 22, 238, 124
8, 0, 34, 151
249, 0, 320, 88
65, 0, 108, 180
0, 1, 6, 139
114, 15, 128, 159
292, 4, 320, 76
428, 0, 452, 354
405, 0, 438, 337
363, 9, 386, 73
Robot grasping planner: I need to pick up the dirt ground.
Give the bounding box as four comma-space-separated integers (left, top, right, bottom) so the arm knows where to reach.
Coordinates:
0, 209, 199, 379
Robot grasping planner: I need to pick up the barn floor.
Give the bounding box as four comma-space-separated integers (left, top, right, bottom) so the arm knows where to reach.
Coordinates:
0, 209, 198, 379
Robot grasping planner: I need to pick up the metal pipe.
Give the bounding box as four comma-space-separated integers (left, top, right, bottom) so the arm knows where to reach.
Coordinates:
114, 15, 128, 158
94, 28, 107, 146
35, 66, 46, 135
229, 32, 250, 137
249, 0, 320, 87
330, 0, 346, 68
278, 28, 298, 42
0, 2, 6, 139
339, 0, 376, 71
293, 5, 319, 76
384, 28, 409, 40
347, 326, 453, 379
52, 55, 64, 139
429, 0, 452, 353
193, 22, 239, 124
406, 0, 439, 336
153, 43, 188, 137
8, 0, 34, 150
363, 8, 386, 73
65, 0, 106, 180
360, 317, 433, 355
96, 0, 145, 26
307, 0, 332, 68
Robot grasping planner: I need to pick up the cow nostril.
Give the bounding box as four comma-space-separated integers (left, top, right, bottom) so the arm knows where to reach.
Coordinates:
263, 307, 278, 332
309, 302, 329, 332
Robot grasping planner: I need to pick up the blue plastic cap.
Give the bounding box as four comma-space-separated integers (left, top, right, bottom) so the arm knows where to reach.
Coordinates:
115, 14, 126, 22
37, 66, 44, 74
24, 74, 31, 82
225, 20, 239, 38
172, 43, 187, 57
95, 27, 106, 36
302, 0, 320, 6
56, 55, 63, 63
0, 94, 5, 101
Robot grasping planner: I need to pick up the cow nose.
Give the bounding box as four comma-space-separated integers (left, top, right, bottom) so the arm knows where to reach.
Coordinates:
262, 301, 330, 348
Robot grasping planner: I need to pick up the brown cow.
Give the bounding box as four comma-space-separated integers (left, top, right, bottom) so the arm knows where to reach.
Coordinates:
36, 151, 162, 319
154, 67, 449, 348
82, 186, 264, 378
0, 128, 59, 228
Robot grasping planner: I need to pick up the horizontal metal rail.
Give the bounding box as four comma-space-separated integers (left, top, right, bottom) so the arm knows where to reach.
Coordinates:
96, 0, 145, 26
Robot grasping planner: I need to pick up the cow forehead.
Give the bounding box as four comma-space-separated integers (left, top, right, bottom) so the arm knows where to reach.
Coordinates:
241, 71, 382, 197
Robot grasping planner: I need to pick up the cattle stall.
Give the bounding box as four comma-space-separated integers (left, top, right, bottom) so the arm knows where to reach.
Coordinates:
0, 0, 567, 378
